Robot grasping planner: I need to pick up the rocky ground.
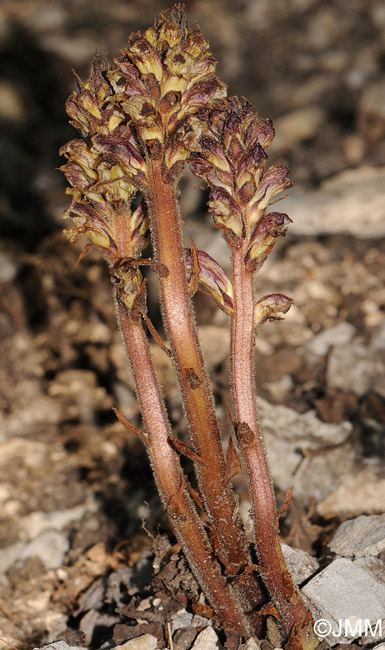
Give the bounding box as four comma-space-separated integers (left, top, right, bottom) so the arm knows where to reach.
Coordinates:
0, 0, 385, 649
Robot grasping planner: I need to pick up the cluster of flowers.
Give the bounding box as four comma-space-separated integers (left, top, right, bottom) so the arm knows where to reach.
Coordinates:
61, 6, 291, 324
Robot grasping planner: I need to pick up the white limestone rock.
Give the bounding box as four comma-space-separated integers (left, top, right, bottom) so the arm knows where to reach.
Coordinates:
110, 634, 158, 650
281, 543, 319, 585
191, 627, 220, 650
22, 529, 69, 569
371, 317, 385, 351
302, 557, 385, 645
317, 467, 385, 518
306, 322, 355, 357
329, 514, 385, 558
34, 643, 84, 650
327, 343, 385, 398
286, 166, 385, 239
258, 397, 354, 503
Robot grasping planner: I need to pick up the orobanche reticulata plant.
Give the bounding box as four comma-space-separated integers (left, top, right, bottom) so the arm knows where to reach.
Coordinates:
60, 6, 320, 649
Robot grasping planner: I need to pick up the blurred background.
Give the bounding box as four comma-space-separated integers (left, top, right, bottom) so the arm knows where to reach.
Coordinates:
0, 0, 384, 648
1, 0, 385, 246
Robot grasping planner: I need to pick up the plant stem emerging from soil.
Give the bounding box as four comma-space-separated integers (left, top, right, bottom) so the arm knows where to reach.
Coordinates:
116, 299, 249, 634
146, 158, 250, 569
60, 6, 321, 648
231, 244, 315, 648
189, 96, 320, 649
145, 156, 265, 623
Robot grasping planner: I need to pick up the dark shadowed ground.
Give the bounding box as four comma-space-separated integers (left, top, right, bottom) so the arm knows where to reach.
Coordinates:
0, 1, 384, 648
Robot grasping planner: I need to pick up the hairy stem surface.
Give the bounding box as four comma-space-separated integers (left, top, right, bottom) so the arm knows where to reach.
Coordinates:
117, 300, 249, 634
231, 243, 313, 641
145, 159, 264, 615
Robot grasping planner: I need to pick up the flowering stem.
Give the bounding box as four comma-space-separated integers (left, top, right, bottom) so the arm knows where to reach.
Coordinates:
145, 158, 264, 613
231, 242, 315, 646
60, 7, 321, 645
116, 298, 249, 634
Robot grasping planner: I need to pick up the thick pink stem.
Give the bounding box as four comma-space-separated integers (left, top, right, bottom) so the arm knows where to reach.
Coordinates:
231, 243, 312, 639
146, 160, 250, 569
145, 158, 264, 622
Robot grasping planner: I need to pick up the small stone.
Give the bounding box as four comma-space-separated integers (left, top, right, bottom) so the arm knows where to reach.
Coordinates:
342, 134, 366, 166
302, 557, 385, 643
286, 166, 385, 239
22, 529, 69, 569
171, 607, 193, 632
272, 107, 325, 152
110, 341, 136, 391
239, 499, 254, 542
136, 596, 152, 611
0, 438, 47, 469
191, 627, 220, 650
327, 343, 385, 398
0, 250, 20, 282
0, 541, 23, 574
110, 634, 158, 650
192, 614, 210, 628
329, 514, 385, 558
40, 34, 97, 65
173, 627, 200, 650
317, 468, 385, 518
259, 398, 353, 503
78, 609, 100, 645
306, 323, 355, 357
267, 616, 285, 648
20, 503, 92, 541
24, 4, 66, 33
281, 543, 319, 584
357, 79, 385, 143
34, 642, 84, 650
48, 369, 113, 421
113, 381, 138, 418
371, 317, 385, 351
198, 325, 230, 368
44, 611, 69, 642
263, 374, 293, 402
244, 639, 259, 650
0, 81, 25, 122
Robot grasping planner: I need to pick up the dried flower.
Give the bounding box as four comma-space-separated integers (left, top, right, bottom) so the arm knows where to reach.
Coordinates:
254, 293, 293, 331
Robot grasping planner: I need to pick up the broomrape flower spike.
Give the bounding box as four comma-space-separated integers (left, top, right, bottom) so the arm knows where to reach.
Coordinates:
61, 6, 320, 649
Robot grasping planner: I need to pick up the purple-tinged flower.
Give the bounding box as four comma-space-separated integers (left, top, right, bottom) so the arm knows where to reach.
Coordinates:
245, 212, 292, 272
189, 96, 290, 248
185, 248, 234, 314
93, 130, 147, 189
254, 293, 293, 331
208, 187, 244, 238
108, 6, 226, 170
61, 55, 150, 290
60, 140, 99, 189
249, 165, 293, 224
62, 198, 113, 249
245, 117, 275, 150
